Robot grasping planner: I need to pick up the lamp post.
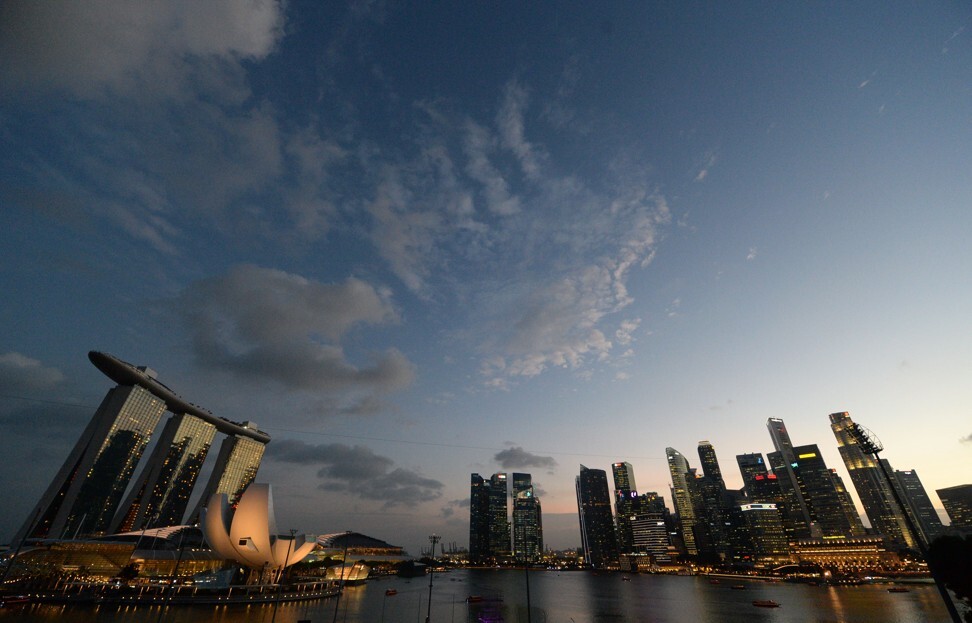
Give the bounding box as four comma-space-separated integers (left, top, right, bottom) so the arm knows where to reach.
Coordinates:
425, 534, 440, 623
331, 531, 352, 623
271, 528, 297, 623
848, 422, 961, 623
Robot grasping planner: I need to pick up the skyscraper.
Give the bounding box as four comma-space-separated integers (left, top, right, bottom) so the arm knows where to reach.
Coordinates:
576, 465, 619, 569
766, 418, 813, 537
468, 472, 512, 562
469, 473, 490, 563
695, 441, 735, 560
112, 412, 217, 533
27, 383, 167, 539
890, 468, 945, 546
829, 412, 916, 549
17, 352, 271, 541
666, 448, 699, 555
612, 462, 637, 554
629, 492, 673, 564
488, 473, 511, 558
787, 444, 858, 538
187, 428, 266, 522
936, 484, 972, 531
512, 473, 543, 562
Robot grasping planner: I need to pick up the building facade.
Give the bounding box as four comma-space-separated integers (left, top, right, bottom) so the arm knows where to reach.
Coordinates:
576, 465, 619, 569
937, 484, 972, 531
16, 352, 271, 542
829, 412, 916, 549
666, 448, 700, 556
890, 467, 945, 546
511, 473, 543, 562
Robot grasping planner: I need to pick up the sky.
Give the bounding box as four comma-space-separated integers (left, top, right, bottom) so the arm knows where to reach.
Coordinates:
1, 2, 970, 555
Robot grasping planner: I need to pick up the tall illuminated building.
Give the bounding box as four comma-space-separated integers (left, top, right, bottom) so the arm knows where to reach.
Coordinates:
16, 352, 271, 542
831, 469, 867, 537
666, 448, 699, 555
189, 430, 267, 520
112, 413, 217, 532
695, 441, 734, 560
766, 418, 813, 536
829, 412, 916, 549
889, 467, 945, 546
786, 444, 857, 537
512, 473, 543, 562
612, 462, 637, 554
22, 384, 166, 539
469, 474, 490, 562
936, 484, 972, 530
576, 465, 619, 569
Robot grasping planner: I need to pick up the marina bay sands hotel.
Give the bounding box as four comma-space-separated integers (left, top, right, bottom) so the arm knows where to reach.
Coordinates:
16, 351, 271, 542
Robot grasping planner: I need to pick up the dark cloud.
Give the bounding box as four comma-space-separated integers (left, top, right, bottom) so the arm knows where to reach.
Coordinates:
0, 352, 65, 394
269, 440, 442, 506
440, 497, 469, 519
961, 433, 972, 444
173, 265, 415, 393
494, 446, 557, 470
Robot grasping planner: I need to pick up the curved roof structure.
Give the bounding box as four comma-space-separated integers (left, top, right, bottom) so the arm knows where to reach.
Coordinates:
316, 532, 403, 554
88, 351, 270, 443
203, 484, 316, 570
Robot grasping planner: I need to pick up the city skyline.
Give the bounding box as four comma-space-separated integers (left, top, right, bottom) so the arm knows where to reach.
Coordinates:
2, 2, 971, 556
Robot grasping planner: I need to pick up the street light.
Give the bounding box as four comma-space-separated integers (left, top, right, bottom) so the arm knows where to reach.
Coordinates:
425, 534, 440, 623
847, 421, 961, 623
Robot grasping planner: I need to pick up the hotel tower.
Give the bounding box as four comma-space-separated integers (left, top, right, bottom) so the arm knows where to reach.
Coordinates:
16, 352, 270, 541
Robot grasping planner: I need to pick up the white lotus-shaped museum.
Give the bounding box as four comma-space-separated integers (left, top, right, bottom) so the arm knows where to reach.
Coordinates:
202, 483, 316, 574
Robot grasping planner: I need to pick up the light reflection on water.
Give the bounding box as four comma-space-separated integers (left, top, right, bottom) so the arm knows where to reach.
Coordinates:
0, 569, 953, 623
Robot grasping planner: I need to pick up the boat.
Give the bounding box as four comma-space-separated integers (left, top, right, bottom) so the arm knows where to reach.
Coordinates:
731, 584, 746, 590
709, 579, 720, 584
467, 595, 484, 603
887, 587, 910, 593
0, 595, 32, 607
622, 577, 631, 582
752, 600, 780, 608
385, 589, 398, 596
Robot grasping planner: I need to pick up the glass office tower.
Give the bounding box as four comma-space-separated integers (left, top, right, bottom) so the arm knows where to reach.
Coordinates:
666, 448, 699, 555
20, 383, 167, 539
512, 473, 543, 562
576, 465, 619, 569
830, 412, 916, 549
112, 412, 217, 532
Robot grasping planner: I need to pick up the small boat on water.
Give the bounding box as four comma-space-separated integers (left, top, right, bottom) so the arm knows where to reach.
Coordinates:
622, 577, 631, 582
0, 595, 32, 607
709, 579, 720, 584
385, 589, 398, 596
887, 587, 910, 593
731, 584, 746, 590
752, 599, 780, 608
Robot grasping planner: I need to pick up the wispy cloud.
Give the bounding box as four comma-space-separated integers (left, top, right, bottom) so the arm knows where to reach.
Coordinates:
494, 446, 558, 470
747, 247, 758, 261
961, 433, 972, 444
694, 150, 718, 182
269, 439, 443, 506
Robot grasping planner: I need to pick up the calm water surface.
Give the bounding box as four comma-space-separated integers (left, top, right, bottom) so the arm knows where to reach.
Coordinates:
0, 569, 953, 623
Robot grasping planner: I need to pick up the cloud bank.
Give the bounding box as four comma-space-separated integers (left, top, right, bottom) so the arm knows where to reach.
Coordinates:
269, 439, 443, 506
494, 446, 558, 470
174, 265, 415, 393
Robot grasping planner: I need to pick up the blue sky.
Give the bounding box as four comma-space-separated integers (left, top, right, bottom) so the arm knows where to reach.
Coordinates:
1, 2, 970, 554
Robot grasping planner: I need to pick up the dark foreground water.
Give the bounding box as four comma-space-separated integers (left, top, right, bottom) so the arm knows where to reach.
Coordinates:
0, 569, 956, 623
